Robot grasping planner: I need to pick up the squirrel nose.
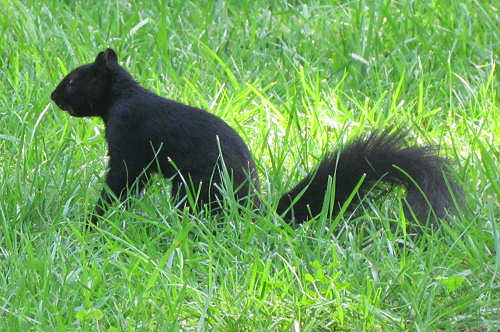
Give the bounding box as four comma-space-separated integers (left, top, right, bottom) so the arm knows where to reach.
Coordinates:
50, 91, 56, 101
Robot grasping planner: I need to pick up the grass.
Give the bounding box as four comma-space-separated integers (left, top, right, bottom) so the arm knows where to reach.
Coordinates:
0, 0, 498, 330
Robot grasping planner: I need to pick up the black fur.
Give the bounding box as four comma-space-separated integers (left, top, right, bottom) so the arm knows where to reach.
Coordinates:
277, 130, 461, 224
51, 48, 460, 226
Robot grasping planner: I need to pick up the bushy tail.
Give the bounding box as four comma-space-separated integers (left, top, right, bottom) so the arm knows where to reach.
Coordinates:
277, 130, 461, 224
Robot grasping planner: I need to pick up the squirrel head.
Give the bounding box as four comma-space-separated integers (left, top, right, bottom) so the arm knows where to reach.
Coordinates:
51, 48, 118, 118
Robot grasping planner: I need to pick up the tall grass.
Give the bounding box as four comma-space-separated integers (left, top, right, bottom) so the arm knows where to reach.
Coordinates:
0, 0, 498, 330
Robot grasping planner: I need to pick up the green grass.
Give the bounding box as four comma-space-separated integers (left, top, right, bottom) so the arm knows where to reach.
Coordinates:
1, 0, 498, 330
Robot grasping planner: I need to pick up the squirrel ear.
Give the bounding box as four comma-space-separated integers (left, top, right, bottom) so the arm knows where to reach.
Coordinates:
95, 48, 118, 67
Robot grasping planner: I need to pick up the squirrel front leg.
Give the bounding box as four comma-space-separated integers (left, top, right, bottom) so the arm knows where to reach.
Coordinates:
89, 160, 150, 226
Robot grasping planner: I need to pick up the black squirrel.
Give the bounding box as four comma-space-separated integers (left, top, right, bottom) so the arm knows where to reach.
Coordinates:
51, 48, 460, 226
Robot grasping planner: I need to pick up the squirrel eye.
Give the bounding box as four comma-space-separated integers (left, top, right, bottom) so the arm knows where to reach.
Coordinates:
67, 79, 73, 87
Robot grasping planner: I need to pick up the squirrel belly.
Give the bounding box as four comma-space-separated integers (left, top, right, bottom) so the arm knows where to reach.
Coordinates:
50, 48, 461, 226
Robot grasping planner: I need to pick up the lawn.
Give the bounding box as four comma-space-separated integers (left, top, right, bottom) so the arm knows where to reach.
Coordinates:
0, 0, 498, 330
